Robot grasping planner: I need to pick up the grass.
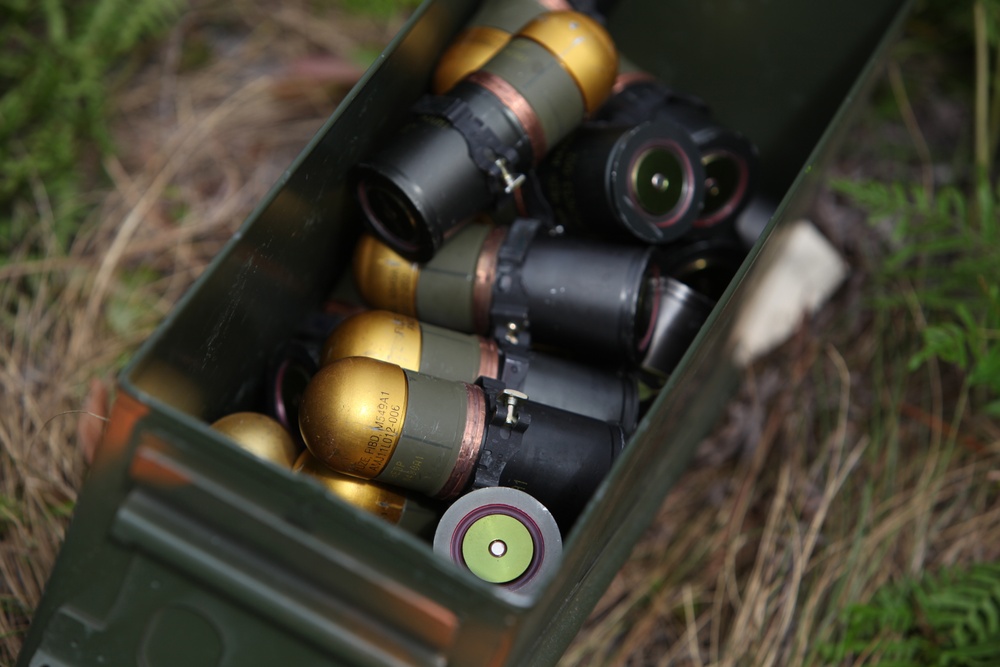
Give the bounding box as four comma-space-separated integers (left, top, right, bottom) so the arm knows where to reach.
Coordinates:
0, 0, 187, 259
2, 0, 999, 665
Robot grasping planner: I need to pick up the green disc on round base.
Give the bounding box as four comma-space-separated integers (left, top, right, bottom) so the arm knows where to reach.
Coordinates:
461, 514, 534, 583
631, 146, 685, 217
433, 486, 562, 596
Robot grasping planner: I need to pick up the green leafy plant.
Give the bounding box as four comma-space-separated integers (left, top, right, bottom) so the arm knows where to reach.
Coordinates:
819, 7, 1000, 660
0, 0, 184, 257
819, 562, 1000, 666
830, 176, 1000, 413
833, 0, 1000, 415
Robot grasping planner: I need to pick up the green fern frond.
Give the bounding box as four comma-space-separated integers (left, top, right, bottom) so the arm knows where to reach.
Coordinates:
820, 563, 1000, 667
833, 160, 1000, 411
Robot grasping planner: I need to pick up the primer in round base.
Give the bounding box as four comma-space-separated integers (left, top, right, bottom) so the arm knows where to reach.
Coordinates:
434, 487, 562, 595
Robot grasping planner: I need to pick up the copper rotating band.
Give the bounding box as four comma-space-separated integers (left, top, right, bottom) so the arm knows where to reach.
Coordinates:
477, 337, 501, 380
435, 383, 488, 500
466, 70, 547, 162
472, 224, 509, 334
611, 70, 657, 97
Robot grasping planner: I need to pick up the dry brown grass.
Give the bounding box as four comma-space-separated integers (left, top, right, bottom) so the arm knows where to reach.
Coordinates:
3, 3, 999, 667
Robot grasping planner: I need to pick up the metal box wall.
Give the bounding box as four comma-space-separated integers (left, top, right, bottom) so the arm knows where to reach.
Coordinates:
18, 1, 911, 665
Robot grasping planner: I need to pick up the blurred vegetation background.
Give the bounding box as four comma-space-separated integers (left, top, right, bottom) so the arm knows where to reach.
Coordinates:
2, 0, 999, 665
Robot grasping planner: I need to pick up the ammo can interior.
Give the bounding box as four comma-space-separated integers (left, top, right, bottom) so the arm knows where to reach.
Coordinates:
20, 1, 910, 665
